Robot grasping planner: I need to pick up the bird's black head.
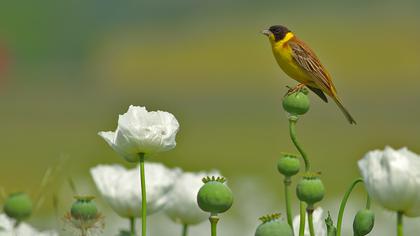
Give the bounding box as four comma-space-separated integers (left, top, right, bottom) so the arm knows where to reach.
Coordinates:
268, 25, 291, 41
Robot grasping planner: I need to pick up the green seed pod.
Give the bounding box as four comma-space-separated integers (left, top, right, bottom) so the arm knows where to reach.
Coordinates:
3, 192, 32, 222
282, 89, 310, 115
197, 176, 233, 214
353, 209, 374, 236
277, 153, 300, 177
255, 213, 293, 236
296, 173, 325, 206
70, 196, 98, 220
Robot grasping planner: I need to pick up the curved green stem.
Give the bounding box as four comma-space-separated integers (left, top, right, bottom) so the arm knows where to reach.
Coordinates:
308, 209, 315, 236
182, 224, 188, 236
299, 201, 306, 236
289, 117, 310, 171
365, 194, 371, 210
210, 214, 219, 236
130, 217, 136, 236
337, 178, 363, 236
397, 211, 403, 236
139, 153, 147, 236
284, 177, 293, 233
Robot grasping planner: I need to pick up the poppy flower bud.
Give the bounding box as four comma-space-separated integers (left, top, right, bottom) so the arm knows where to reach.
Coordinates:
3, 192, 32, 222
325, 211, 337, 236
255, 213, 293, 236
71, 196, 98, 220
277, 153, 300, 177
296, 173, 325, 206
353, 209, 374, 236
197, 176, 233, 214
282, 89, 310, 116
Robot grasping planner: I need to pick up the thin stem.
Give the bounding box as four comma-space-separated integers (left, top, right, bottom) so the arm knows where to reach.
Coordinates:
299, 201, 306, 236
182, 224, 188, 236
139, 153, 147, 236
130, 217, 136, 236
365, 193, 371, 210
397, 211, 403, 236
337, 178, 363, 236
307, 208, 315, 236
284, 177, 294, 233
289, 117, 310, 171
210, 214, 219, 236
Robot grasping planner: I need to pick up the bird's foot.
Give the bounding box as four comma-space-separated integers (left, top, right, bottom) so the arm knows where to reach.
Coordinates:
285, 84, 305, 96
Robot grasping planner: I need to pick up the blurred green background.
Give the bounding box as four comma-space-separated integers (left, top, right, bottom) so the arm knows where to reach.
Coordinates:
0, 0, 419, 234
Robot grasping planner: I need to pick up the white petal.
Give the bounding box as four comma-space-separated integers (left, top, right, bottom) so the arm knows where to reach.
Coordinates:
358, 146, 420, 215
293, 207, 326, 236
99, 106, 180, 159
0, 214, 57, 236
91, 163, 180, 218
98, 131, 116, 146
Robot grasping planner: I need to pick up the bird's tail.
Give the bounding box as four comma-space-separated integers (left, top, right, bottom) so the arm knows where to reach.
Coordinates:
332, 96, 356, 124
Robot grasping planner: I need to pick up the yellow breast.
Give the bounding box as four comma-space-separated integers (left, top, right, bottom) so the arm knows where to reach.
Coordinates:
270, 33, 312, 84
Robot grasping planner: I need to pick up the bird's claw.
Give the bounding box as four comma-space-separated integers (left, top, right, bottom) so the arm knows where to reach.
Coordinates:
284, 84, 305, 96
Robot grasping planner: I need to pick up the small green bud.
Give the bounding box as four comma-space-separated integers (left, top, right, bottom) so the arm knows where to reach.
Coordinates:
296, 173, 325, 206
255, 213, 293, 236
3, 192, 32, 222
325, 211, 337, 236
277, 153, 300, 177
70, 196, 98, 220
282, 89, 310, 115
353, 209, 374, 236
197, 176, 233, 214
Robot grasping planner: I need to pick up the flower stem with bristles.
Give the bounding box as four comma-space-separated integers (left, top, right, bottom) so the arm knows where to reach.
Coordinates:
308, 208, 315, 236
182, 224, 188, 236
210, 213, 219, 236
397, 211, 403, 236
139, 153, 147, 236
337, 178, 363, 236
284, 177, 293, 232
130, 217, 136, 236
299, 201, 306, 236
289, 116, 310, 172
366, 193, 371, 210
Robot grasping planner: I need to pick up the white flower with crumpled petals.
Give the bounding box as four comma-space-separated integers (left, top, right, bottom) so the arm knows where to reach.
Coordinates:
358, 146, 420, 217
293, 207, 326, 236
165, 170, 220, 225
90, 163, 181, 218
0, 214, 57, 236
98, 105, 180, 162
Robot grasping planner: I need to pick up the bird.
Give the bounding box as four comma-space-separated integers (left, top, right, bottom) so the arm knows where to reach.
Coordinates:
261, 25, 356, 124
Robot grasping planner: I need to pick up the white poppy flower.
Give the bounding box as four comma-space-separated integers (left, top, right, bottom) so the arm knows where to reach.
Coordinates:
90, 163, 181, 218
293, 207, 326, 236
165, 170, 220, 225
358, 146, 420, 216
98, 105, 180, 162
0, 214, 57, 236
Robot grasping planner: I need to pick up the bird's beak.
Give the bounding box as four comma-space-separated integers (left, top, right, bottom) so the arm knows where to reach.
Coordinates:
261, 29, 270, 36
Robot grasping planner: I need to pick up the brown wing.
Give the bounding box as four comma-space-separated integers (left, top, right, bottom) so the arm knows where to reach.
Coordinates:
288, 37, 336, 95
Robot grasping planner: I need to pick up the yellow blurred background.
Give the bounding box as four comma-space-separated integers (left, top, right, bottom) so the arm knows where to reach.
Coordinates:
0, 0, 419, 234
